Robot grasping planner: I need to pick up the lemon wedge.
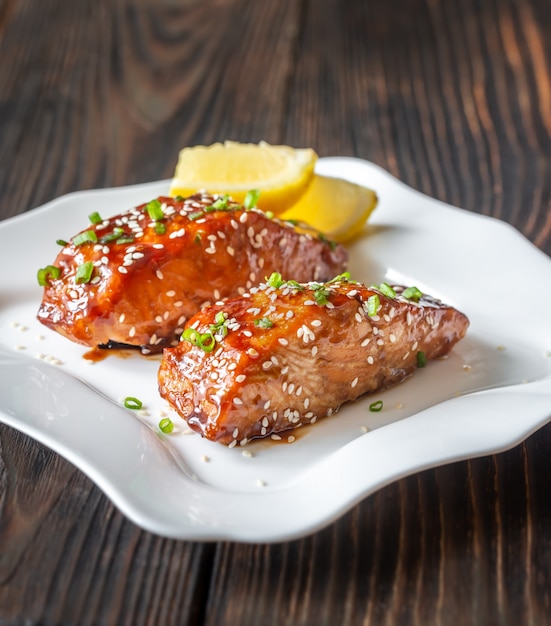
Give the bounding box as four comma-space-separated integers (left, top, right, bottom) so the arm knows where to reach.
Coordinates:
170, 141, 317, 214
280, 174, 378, 243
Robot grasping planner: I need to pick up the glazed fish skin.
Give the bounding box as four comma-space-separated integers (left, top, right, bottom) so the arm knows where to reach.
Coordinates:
158, 276, 469, 445
37, 194, 348, 352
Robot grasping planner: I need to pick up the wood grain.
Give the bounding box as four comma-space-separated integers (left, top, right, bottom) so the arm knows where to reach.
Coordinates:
0, 0, 550, 624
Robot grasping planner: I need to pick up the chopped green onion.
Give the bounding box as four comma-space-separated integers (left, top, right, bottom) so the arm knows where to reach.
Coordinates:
75, 261, 94, 284
188, 211, 204, 221
99, 227, 124, 244
313, 285, 331, 305
328, 272, 353, 284
115, 235, 135, 244
416, 351, 427, 368
56, 239, 69, 246
173, 195, 184, 201
366, 294, 380, 316
369, 400, 384, 412
210, 311, 229, 337
402, 286, 423, 302
378, 282, 396, 298
284, 218, 300, 226
154, 222, 166, 235
72, 230, 98, 246
159, 417, 174, 434
285, 279, 304, 291
88, 211, 103, 225
212, 194, 230, 209
265, 210, 274, 219
37, 265, 61, 286
194, 232, 203, 244
254, 317, 273, 329
181, 328, 216, 352
124, 396, 142, 410
318, 233, 337, 250
146, 199, 164, 221
244, 189, 260, 210
267, 272, 284, 289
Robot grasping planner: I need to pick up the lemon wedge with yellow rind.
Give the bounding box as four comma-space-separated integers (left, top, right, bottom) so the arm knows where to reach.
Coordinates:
170, 141, 317, 215
280, 174, 378, 243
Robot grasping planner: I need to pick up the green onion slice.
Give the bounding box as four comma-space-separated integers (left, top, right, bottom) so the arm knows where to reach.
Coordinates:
254, 317, 273, 329
88, 211, 103, 225
99, 227, 124, 244
313, 286, 330, 305
159, 417, 174, 434
266, 272, 284, 289
181, 328, 216, 352
244, 189, 260, 210
124, 396, 143, 410
378, 282, 396, 298
402, 286, 423, 302
115, 235, 135, 244
416, 351, 427, 368
154, 222, 166, 235
188, 211, 204, 221
328, 272, 353, 284
56, 239, 69, 246
366, 294, 380, 316
212, 194, 230, 210
369, 400, 384, 412
318, 233, 337, 250
75, 261, 94, 284
72, 230, 98, 246
146, 199, 164, 221
37, 265, 61, 286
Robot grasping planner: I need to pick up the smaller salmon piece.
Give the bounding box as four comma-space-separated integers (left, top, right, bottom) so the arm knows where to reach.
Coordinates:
158, 274, 469, 445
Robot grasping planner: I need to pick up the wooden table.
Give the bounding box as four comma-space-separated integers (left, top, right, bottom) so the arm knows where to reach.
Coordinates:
1, 0, 550, 624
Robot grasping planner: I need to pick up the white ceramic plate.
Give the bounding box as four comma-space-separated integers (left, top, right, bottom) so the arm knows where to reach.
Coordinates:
1, 157, 550, 543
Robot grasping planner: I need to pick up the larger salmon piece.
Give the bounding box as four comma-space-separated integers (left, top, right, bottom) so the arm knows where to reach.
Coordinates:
158, 274, 469, 445
37, 194, 348, 353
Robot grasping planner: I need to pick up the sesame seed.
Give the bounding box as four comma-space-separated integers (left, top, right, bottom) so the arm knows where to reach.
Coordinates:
389, 334, 396, 343
227, 246, 235, 256
118, 266, 128, 274
271, 434, 282, 441
351, 377, 359, 388
201, 455, 210, 463
156, 270, 164, 280
287, 436, 296, 443
262, 361, 273, 370
311, 319, 322, 327
367, 356, 374, 365
311, 346, 318, 357
239, 213, 248, 224
166, 290, 176, 297
233, 427, 239, 438
242, 450, 253, 458
129, 327, 136, 337
264, 400, 271, 409
278, 337, 289, 346
236, 374, 246, 383
233, 397, 243, 406
247, 348, 259, 357
228, 440, 237, 448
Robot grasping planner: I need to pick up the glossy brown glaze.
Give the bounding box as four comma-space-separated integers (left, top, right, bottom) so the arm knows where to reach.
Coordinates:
158, 277, 469, 445
37, 194, 348, 353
